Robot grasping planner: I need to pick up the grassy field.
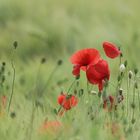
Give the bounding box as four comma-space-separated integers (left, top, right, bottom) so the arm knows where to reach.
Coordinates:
0, 0, 140, 140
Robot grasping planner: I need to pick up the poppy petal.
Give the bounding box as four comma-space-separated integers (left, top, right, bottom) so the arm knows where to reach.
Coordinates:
103, 41, 121, 59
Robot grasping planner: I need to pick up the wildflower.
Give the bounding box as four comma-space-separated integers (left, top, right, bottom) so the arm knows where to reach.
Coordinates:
58, 94, 78, 110
70, 48, 101, 76
86, 59, 110, 91
103, 41, 121, 59
119, 64, 125, 72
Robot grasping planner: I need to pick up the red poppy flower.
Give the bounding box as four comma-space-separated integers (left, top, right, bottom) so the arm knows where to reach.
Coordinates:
86, 59, 110, 91
58, 94, 78, 110
103, 41, 121, 59
103, 96, 114, 111
70, 48, 101, 76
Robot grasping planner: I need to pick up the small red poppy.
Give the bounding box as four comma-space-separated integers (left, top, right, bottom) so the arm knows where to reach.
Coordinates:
103, 96, 114, 111
86, 59, 110, 91
70, 48, 101, 76
103, 41, 121, 59
58, 94, 78, 110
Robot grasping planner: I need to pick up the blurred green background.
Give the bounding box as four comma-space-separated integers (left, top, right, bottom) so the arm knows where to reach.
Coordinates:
0, 0, 140, 63
0, 1, 140, 140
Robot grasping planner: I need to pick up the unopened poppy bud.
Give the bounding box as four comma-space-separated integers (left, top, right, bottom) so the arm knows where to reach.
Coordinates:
2, 62, 6, 66
134, 68, 138, 75
41, 58, 46, 64
128, 71, 133, 79
117, 75, 121, 82
13, 41, 18, 49
10, 112, 16, 118
131, 103, 135, 109
57, 60, 63, 65
119, 64, 125, 72
131, 118, 136, 124
124, 60, 128, 67
53, 109, 58, 115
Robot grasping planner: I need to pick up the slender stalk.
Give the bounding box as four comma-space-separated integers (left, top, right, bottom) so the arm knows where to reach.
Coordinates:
126, 77, 129, 117
138, 89, 140, 112
8, 60, 15, 113
39, 64, 58, 97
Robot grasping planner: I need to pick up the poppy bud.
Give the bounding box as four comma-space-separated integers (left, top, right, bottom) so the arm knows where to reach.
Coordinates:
53, 109, 58, 115
131, 103, 135, 109
41, 58, 46, 64
119, 64, 125, 72
128, 71, 133, 79
2, 62, 6, 66
131, 118, 136, 124
120, 53, 123, 57
10, 112, 16, 118
57, 60, 63, 65
117, 75, 121, 82
134, 68, 138, 75
124, 60, 128, 67
13, 41, 18, 49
